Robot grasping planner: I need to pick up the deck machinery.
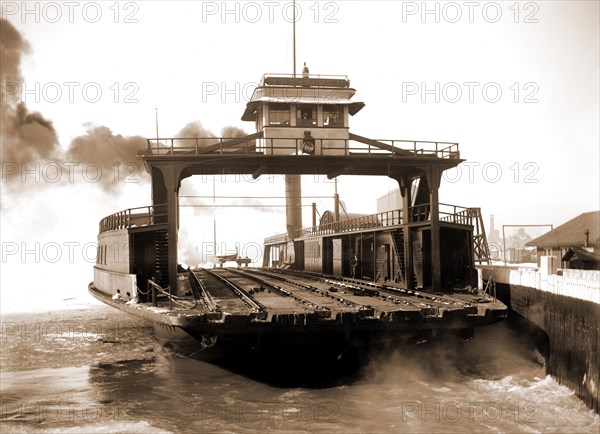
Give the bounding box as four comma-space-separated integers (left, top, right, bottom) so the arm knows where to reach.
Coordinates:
89, 71, 506, 358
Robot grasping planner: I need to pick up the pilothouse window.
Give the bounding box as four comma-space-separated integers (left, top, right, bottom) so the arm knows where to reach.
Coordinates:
324, 105, 344, 127
269, 103, 290, 125
297, 105, 316, 126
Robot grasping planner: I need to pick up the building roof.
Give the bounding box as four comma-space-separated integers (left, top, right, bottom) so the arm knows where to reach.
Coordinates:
527, 211, 600, 249
561, 247, 600, 263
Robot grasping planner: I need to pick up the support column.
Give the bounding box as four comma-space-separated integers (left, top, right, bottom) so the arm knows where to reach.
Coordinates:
263, 245, 271, 267
398, 175, 414, 290
151, 167, 167, 223
372, 230, 376, 282
426, 167, 442, 292
284, 174, 302, 239
157, 164, 183, 301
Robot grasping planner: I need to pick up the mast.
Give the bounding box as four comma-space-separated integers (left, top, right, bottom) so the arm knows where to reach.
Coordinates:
213, 177, 217, 259
293, 0, 296, 77
155, 108, 159, 141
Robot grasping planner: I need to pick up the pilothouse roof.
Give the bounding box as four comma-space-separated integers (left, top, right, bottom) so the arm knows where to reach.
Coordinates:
242, 72, 365, 121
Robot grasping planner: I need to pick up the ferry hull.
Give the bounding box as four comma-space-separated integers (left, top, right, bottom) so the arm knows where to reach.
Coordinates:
89, 279, 507, 362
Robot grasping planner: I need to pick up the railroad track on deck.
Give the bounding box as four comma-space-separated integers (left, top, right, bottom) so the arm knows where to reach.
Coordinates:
225, 268, 333, 310
223, 267, 362, 313
246, 268, 476, 310
228, 268, 450, 319
195, 268, 266, 314
190, 267, 484, 323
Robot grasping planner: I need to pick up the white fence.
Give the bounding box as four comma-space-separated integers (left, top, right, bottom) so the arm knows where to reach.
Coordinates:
479, 257, 599, 304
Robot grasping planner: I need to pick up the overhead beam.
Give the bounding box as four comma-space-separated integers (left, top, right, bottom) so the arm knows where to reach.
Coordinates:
327, 166, 354, 179
252, 164, 268, 179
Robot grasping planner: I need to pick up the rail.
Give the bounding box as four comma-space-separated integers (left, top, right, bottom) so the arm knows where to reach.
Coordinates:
146, 278, 197, 310
298, 210, 401, 237
99, 204, 168, 233
408, 203, 475, 224
439, 205, 480, 225
143, 137, 460, 160
204, 269, 266, 313
259, 73, 350, 88
187, 268, 218, 311
269, 204, 478, 242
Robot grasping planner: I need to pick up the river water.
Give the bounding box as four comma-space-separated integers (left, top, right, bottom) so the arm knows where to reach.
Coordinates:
1, 305, 598, 433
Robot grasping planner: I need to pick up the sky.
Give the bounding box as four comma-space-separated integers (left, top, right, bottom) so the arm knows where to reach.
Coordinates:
1, 1, 598, 312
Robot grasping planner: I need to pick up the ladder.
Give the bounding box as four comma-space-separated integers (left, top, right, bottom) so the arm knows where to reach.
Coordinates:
468, 208, 492, 264
391, 230, 416, 288
155, 230, 170, 287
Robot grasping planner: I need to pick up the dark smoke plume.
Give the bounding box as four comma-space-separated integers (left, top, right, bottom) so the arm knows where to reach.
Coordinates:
174, 121, 217, 149
67, 124, 148, 191
176, 121, 215, 138
1, 19, 60, 163
1, 20, 250, 195
220, 126, 247, 138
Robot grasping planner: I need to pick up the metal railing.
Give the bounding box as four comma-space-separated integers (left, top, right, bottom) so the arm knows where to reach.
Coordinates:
364, 139, 460, 159
259, 73, 350, 88
298, 210, 402, 237
99, 204, 168, 233
267, 203, 478, 243
145, 137, 255, 156
144, 137, 460, 159
409, 203, 431, 223
439, 204, 475, 224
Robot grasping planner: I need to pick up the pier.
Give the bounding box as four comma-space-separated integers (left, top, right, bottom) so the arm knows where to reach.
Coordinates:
479, 261, 599, 412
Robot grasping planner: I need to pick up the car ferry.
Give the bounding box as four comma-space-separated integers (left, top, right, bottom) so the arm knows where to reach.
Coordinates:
89, 68, 507, 361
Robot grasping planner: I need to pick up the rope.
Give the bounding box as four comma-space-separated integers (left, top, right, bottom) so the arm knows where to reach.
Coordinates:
482, 270, 496, 301
146, 279, 198, 309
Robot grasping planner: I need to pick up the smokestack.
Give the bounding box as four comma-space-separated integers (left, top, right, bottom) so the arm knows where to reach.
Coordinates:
490, 214, 495, 233
285, 175, 302, 239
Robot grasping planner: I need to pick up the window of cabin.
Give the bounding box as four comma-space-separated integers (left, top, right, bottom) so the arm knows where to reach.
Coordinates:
324, 105, 344, 127
297, 105, 316, 126
269, 103, 290, 125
